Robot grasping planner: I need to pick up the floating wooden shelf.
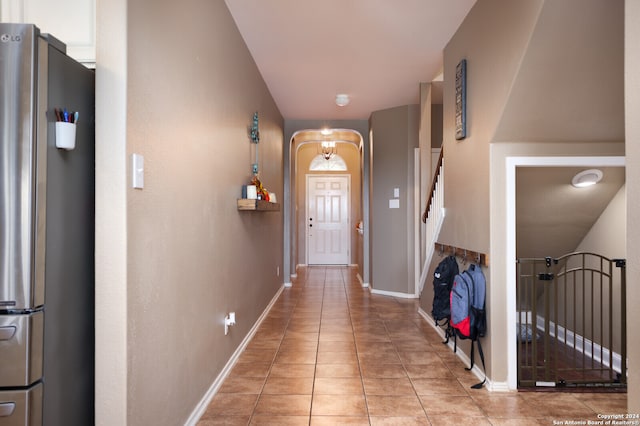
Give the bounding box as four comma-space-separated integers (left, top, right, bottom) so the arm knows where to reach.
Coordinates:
237, 199, 280, 211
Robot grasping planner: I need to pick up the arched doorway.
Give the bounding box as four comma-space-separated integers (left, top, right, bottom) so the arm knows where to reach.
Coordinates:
284, 128, 369, 287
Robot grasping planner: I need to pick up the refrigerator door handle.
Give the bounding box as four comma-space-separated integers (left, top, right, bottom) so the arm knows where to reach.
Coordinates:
0, 402, 16, 417
0, 326, 16, 341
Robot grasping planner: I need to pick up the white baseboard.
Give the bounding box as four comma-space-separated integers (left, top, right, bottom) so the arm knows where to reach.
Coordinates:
356, 273, 369, 288
532, 314, 626, 375
371, 288, 418, 299
184, 285, 286, 426
487, 380, 511, 392
417, 308, 501, 391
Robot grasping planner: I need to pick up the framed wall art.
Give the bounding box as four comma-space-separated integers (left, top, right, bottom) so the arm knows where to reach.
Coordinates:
455, 59, 467, 140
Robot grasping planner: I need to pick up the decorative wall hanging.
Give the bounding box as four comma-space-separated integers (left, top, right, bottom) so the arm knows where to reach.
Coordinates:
237, 111, 280, 211
455, 59, 467, 140
250, 111, 260, 174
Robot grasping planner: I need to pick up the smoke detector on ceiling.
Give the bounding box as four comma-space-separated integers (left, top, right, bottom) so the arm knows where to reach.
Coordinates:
335, 94, 350, 107
571, 169, 603, 188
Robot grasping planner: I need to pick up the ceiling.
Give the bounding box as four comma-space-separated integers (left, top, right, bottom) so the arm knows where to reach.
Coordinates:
516, 167, 625, 259
224, 0, 476, 120
225, 1, 626, 260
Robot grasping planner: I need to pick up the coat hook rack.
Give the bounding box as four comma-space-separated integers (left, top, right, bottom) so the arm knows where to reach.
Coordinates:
435, 242, 489, 267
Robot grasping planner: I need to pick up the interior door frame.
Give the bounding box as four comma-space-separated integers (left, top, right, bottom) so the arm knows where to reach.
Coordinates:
305, 173, 351, 265
505, 155, 626, 390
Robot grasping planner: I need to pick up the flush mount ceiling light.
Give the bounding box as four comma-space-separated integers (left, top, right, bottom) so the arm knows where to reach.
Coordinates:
320, 128, 333, 136
571, 169, 603, 188
335, 94, 350, 107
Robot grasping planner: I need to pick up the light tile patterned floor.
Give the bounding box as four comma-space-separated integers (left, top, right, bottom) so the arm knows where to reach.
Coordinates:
198, 266, 628, 425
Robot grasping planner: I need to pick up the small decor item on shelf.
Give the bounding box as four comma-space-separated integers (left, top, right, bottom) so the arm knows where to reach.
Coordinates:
251, 175, 270, 202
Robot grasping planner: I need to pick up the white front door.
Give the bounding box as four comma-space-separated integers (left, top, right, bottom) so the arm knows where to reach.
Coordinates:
307, 175, 350, 265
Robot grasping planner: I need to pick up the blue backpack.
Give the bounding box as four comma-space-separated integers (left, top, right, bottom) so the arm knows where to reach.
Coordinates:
450, 263, 486, 340
450, 263, 487, 388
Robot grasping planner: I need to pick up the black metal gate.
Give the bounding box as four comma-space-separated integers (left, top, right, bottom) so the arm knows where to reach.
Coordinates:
516, 252, 626, 389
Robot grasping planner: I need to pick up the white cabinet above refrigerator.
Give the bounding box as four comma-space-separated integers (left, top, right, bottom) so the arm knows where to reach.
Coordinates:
0, 0, 96, 66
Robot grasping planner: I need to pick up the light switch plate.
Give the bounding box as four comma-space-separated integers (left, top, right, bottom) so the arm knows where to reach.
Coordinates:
132, 153, 144, 189
394, 188, 400, 198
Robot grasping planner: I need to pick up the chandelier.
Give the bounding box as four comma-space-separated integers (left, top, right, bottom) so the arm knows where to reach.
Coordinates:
320, 141, 337, 160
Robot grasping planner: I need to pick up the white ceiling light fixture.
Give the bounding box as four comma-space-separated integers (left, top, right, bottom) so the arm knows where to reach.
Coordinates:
571, 169, 603, 188
335, 94, 350, 107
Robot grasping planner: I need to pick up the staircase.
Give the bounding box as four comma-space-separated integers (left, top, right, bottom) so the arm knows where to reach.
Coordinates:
418, 149, 445, 293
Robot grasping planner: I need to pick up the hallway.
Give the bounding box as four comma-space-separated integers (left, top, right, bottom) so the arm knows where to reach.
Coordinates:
197, 266, 627, 425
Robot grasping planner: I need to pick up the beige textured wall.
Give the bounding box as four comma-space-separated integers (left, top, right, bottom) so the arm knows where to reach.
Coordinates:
625, 0, 640, 413
442, 0, 626, 389
370, 105, 419, 294
295, 143, 362, 266
493, 0, 625, 143
440, 0, 543, 252
97, 1, 284, 425
550, 186, 627, 353
440, 0, 544, 384
575, 185, 626, 259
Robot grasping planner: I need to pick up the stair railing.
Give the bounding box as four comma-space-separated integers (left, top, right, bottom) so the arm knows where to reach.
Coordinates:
418, 148, 445, 293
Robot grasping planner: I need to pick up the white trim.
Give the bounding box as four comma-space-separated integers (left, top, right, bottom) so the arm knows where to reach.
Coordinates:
356, 273, 370, 288
533, 315, 626, 375
414, 148, 421, 297
356, 272, 369, 288
487, 380, 511, 392
417, 308, 501, 391
371, 288, 417, 299
185, 285, 285, 426
284, 282, 292, 288
505, 155, 626, 390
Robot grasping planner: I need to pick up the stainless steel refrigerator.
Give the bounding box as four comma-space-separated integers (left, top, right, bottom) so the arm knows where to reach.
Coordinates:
0, 23, 95, 426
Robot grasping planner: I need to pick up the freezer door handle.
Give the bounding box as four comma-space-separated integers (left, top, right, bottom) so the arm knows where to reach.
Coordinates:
0, 326, 16, 341
0, 402, 16, 417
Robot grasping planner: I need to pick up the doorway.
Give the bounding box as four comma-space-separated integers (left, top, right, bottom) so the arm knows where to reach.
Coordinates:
505, 155, 626, 390
306, 175, 350, 265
